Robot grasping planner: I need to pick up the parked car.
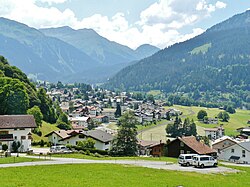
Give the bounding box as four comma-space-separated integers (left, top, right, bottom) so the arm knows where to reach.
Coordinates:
178, 154, 198, 166
50, 145, 72, 153
192, 155, 218, 168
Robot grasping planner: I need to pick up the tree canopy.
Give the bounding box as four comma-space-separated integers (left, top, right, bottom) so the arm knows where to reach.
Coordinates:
110, 111, 139, 156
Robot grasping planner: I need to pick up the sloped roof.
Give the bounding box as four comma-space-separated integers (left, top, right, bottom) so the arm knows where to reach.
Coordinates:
85, 129, 113, 143
238, 141, 250, 152
0, 115, 36, 129
45, 130, 79, 139
179, 136, 216, 154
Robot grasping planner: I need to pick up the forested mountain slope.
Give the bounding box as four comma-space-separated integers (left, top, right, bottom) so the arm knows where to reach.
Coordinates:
106, 11, 250, 108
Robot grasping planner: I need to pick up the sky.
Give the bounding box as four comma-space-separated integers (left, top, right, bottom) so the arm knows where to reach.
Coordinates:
0, 0, 249, 49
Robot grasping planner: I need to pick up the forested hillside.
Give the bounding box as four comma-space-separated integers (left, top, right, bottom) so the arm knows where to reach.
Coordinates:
106, 11, 250, 109
0, 56, 57, 123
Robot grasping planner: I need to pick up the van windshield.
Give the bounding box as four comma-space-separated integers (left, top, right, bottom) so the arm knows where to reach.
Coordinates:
179, 156, 184, 159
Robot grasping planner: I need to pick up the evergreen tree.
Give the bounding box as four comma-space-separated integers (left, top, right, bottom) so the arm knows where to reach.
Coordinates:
110, 111, 138, 156
115, 103, 122, 118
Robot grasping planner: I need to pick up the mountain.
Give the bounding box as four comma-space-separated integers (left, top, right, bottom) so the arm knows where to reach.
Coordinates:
135, 44, 160, 60
40, 27, 160, 65
106, 11, 250, 108
0, 17, 100, 82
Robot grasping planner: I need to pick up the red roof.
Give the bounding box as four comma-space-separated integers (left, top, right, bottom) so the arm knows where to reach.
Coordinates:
179, 136, 216, 154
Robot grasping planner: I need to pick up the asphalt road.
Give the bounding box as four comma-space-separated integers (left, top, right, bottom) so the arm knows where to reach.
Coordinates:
0, 155, 239, 174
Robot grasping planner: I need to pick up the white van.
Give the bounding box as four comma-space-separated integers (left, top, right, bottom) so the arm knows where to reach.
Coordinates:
178, 154, 198, 166
192, 155, 218, 168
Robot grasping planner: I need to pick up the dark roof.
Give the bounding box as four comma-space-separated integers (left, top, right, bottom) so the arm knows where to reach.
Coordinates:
0, 115, 37, 129
85, 129, 113, 143
178, 136, 216, 154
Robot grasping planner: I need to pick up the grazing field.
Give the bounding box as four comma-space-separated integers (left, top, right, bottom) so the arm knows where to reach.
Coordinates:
0, 164, 250, 187
32, 121, 59, 142
0, 157, 42, 164
164, 105, 250, 136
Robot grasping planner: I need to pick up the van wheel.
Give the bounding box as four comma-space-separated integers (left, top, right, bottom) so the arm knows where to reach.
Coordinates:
186, 162, 190, 167
200, 164, 204, 168
213, 163, 217, 167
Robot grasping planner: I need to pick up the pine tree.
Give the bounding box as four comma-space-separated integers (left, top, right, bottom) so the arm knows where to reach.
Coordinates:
110, 111, 138, 156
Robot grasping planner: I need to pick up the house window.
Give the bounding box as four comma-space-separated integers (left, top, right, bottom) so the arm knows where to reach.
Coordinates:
105, 142, 109, 145
21, 136, 26, 140
180, 142, 184, 147
242, 150, 246, 158
187, 151, 190, 154
67, 141, 69, 144
19, 128, 25, 130
14, 136, 17, 140
180, 150, 184, 154
231, 149, 234, 153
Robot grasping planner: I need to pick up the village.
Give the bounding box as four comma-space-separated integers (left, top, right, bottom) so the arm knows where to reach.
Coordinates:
0, 82, 250, 167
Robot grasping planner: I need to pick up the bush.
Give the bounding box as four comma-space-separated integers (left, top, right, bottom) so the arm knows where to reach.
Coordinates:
40, 140, 45, 147
2, 144, 8, 151
70, 145, 108, 155
32, 128, 42, 137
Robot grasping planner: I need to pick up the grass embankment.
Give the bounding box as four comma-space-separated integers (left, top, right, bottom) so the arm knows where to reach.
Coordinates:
0, 157, 42, 164
164, 105, 250, 136
51, 153, 177, 163
0, 164, 249, 187
32, 121, 59, 142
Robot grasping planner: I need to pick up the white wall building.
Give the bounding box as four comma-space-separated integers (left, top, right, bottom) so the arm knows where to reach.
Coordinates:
45, 129, 113, 150
218, 141, 250, 164
0, 115, 36, 152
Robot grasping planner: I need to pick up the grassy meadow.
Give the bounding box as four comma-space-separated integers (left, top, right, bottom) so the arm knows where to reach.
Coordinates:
32, 121, 59, 142
0, 163, 250, 187
164, 105, 250, 136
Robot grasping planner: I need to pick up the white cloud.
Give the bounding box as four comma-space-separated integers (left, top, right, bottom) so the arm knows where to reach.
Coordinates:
0, 0, 226, 49
215, 1, 227, 9
37, 0, 68, 5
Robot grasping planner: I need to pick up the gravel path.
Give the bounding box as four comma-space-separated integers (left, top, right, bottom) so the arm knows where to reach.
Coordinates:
0, 156, 239, 174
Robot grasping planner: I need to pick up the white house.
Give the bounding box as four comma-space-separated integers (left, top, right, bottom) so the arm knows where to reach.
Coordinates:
0, 115, 36, 152
69, 116, 91, 127
45, 129, 113, 150
218, 141, 250, 164
204, 126, 225, 140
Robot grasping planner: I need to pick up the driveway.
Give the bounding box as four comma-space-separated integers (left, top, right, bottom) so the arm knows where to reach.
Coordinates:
0, 155, 239, 174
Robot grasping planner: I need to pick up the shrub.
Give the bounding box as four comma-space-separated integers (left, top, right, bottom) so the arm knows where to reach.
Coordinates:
2, 144, 8, 151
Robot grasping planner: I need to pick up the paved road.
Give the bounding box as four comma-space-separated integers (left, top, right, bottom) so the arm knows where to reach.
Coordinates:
221, 162, 250, 167
0, 155, 239, 174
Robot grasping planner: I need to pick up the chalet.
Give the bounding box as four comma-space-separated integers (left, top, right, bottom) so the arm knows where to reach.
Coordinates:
0, 115, 36, 152
150, 142, 165, 157
166, 136, 217, 158
204, 126, 224, 140
138, 140, 158, 156
101, 108, 116, 120
203, 117, 218, 124
237, 126, 250, 136
69, 116, 91, 128
45, 129, 113, 150
212, 136, 238, 153
94, 116, 109, 123
218, 141, 250, 164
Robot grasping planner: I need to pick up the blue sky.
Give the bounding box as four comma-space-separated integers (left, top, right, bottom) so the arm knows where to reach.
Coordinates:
0, 0, 249, 49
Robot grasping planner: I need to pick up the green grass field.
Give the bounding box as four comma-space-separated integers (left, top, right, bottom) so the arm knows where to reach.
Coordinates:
164, 105, 250, 136
0, 163, 249, 187
32, 121, 59, 142
0, 157, 42, 164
